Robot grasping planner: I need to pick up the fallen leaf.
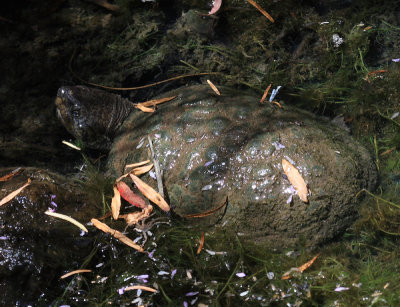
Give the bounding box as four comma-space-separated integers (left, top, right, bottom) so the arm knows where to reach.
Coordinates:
125, 160, 151, 169
208, 0, 222, 15
207, 79, 221, 95
60, 269, 92, 279
91, 218, 144, 252
135, 104, 155, 113
282, 159, 308, 203
124, 285, 158, 293
138, 96, 176, 107
0, 168, 23, 182
197, 232, 205, 254
111, 184, 121, 220
129, 174, 170, 212
62, 140, 81, 151
131, 163, 154, 176
260, 83, 272, 103
119, 205, 153, 226
282, 253, 320, 280
364, 69, 387, 82
45, 211, 88, 232
247, 0, 274, 23
0, 178, 31, 207
298, 253, 320, 272
117, 181, 146, 209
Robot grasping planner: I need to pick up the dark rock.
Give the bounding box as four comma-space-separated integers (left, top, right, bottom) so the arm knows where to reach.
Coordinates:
0, 167, 97, 305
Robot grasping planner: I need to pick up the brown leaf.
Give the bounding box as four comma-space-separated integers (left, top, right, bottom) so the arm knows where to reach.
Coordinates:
0, 168, 23, 182
111, 184, 121, 220
129, 174, 170, 212
282, 159, 308, 203
281, 253, 320, 280
119, 205, 153, 226
197, 232, 205, 254
124, 285, 158, 293
138, 96, 176, 107
260, 83, 271, 103
91, 218, 144, 252
207, 79, 221, 95
125, 160, 151, 169
60, 269, 92, 279
131, 163, 154, 176
247, 0, 274, 23
135, 104, 155, 113
0, 178, 31, 207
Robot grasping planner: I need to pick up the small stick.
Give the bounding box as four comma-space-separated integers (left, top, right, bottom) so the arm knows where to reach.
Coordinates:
147, 136, 164, 198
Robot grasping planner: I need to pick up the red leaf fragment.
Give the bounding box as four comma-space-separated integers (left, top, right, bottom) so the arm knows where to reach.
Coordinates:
116, 181, 146, 209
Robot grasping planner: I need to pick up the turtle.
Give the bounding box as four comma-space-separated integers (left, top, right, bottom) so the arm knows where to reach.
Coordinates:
55, 84, 377, 247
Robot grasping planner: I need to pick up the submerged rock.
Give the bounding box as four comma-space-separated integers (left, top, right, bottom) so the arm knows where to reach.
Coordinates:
56, 84, 378, 247
0, 168, 96, 305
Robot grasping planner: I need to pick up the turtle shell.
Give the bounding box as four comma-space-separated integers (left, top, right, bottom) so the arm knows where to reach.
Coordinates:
107, 85, 377, 248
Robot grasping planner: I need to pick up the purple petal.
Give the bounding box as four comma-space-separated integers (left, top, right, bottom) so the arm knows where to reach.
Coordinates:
0, 236, 9, 240
392, 58, 400, 62
118, 287, 125, 295
185, 291, 199, 297
171, 269, 177, 278
183, 302, 188, 307
236, 272, 246, 278
51, 194, 56, 199
204, 160, 213, 167
148, 249, 156, 258
334, 286, 349, 292
137, 274, 149, 280
51, 201, 58, 207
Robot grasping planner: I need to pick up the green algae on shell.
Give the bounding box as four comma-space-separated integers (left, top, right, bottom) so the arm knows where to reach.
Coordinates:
56, 84, 378, 248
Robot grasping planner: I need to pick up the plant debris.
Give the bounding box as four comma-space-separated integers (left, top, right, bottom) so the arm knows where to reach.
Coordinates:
117, 181, 146, 209
91, 218, 145, 252
62, 140, 81, 151
129, 174, 170, 212
123, 285, 157, 293
282, 159, 308, 203
260, 83, 272, 103
45, 211, 89, 233
281, 253, 320, 280
60, 269, 92, 279
247, 0, 274, 23
197, 232, 205, 254
207, 79, 221, 95
111, 184, 121, 219
0, 168, 23, 182
0, 178, 31, 207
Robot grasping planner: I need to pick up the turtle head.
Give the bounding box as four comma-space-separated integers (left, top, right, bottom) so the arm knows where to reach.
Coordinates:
55, 85, 132, 150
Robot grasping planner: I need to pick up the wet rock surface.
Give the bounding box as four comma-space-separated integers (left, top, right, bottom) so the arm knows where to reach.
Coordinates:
0, 167, 96, 305
107, 84, 378, 247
